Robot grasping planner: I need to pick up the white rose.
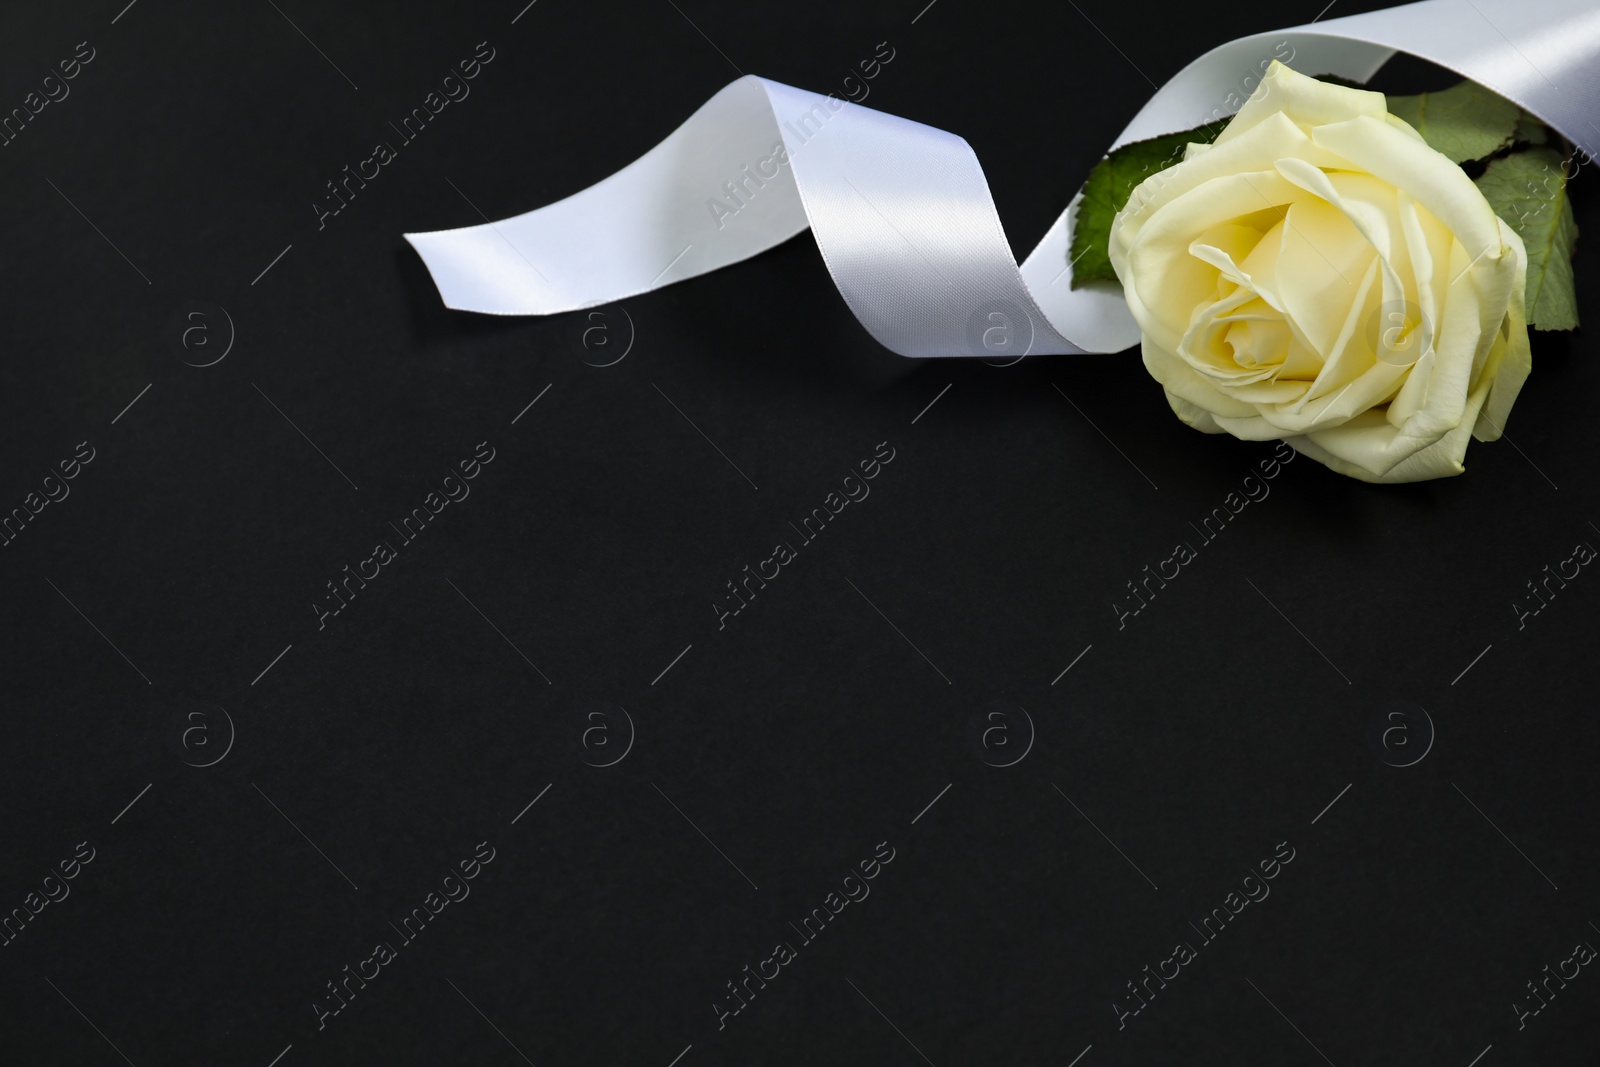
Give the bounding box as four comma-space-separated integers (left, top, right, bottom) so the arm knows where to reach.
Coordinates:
1108, 61, 1532, 483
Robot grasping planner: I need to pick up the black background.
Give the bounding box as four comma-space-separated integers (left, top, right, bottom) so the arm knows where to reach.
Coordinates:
0, 0, 1596, 1064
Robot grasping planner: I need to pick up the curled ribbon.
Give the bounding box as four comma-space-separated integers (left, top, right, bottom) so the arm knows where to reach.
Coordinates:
405, 0, 1600, 358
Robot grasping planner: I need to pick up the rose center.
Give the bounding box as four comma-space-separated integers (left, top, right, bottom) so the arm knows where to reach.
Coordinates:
1223, 316, 1290, 370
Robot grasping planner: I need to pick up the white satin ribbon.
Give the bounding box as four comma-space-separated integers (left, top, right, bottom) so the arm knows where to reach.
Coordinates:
405, 0, 1600, 357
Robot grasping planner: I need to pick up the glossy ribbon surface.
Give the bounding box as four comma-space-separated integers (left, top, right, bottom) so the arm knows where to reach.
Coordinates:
405, 0, 1600, 357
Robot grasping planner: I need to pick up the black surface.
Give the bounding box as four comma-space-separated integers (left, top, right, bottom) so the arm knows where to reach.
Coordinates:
0, 1, 1597, 1064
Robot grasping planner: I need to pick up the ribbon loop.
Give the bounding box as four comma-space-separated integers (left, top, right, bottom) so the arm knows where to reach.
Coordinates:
407, 0, 1600, 357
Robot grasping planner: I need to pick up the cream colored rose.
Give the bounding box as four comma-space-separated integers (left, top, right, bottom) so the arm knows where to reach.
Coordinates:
1108, 61, 1531, 483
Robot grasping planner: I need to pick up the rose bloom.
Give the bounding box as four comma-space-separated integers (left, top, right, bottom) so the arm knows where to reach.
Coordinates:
1108, 61, 1531, 483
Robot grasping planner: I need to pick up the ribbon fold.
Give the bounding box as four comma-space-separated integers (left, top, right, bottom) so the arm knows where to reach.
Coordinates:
406, 0, 1600, 357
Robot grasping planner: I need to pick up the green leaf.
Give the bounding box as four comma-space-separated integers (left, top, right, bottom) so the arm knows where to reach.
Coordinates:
1386, 80, 1523, 164
1069, 119, 1228, 288
1474, 147, 1580, 331
1513, 111, 1551, 147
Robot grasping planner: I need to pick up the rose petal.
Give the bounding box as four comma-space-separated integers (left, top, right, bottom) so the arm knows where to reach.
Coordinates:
1216, 61, 1388, 144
